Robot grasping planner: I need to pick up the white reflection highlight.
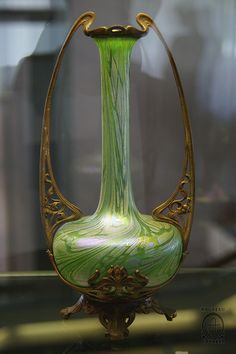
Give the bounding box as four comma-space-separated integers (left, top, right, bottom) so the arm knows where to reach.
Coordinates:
222, 40, 233, 58
77, 237, 106, 248
103, 214, 125, 227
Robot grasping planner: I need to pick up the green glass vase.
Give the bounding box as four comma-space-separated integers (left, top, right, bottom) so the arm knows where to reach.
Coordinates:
40, 12, 194, 339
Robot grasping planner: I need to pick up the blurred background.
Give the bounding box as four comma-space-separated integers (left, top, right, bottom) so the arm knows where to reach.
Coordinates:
0, 0, 236, 271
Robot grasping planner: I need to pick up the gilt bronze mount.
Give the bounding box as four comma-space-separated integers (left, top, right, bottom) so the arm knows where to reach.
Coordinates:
61, 294, 176, 340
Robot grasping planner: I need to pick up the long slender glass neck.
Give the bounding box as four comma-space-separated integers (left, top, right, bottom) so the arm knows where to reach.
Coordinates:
95, 37, 137, 216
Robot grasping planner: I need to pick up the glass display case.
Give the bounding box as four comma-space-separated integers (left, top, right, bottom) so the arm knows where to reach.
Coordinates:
0, 0, 236, 353
0, 268, 235, 353
1, 0, 236, 270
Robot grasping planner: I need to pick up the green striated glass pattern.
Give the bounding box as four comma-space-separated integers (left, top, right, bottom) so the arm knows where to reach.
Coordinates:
53, 36, 182, 291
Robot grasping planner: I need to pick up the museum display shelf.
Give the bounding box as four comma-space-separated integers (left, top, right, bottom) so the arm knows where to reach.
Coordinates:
0, 267, 235, 353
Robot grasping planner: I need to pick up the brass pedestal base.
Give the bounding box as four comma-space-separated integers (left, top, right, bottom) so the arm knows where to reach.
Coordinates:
61, 295, 177, 340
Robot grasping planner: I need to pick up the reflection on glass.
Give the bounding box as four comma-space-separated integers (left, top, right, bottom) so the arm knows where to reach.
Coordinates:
0, 0, 236, 271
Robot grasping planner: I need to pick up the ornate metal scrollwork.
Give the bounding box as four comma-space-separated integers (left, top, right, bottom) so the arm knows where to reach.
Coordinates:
166, 174, 191, 219
136, 13, 195, 251
153, 148, 194, 250
60, 294, 177, 340
87, 266, 149, 300
40, 13, 96, 248
41, 155, 82, 248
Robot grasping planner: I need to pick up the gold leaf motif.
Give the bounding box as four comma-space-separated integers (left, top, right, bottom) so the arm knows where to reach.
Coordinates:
166, 174, 192, 220
41, 155, 82, 247
153, 148, 194, 251
87, 266, 149, 300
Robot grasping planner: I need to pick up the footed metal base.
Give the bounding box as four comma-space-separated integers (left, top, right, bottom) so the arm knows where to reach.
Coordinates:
60, 295, 177, 340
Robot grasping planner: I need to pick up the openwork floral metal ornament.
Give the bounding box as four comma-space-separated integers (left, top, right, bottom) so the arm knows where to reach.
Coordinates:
40, 11, 194, 339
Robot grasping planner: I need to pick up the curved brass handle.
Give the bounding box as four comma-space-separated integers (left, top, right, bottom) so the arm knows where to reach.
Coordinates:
40, 11, 194, 253
40, 12, 96, 249
136, 13, 195, 251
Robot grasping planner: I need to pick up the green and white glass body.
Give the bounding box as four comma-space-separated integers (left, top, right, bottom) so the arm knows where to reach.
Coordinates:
53, 37, 182, 291
40, 12, 194, 304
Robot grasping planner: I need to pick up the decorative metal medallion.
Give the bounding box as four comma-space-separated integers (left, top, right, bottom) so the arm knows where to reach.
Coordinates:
87, 266, 149, 300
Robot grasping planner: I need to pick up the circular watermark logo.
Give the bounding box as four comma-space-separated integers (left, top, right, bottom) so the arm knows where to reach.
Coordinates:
201, 312, 225, 344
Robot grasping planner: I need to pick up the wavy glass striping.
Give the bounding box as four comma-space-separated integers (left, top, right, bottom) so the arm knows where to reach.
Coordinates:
53, 36, 182, 292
